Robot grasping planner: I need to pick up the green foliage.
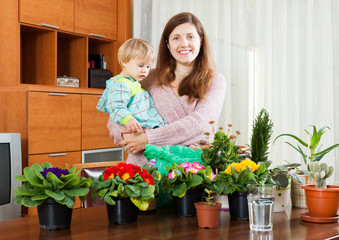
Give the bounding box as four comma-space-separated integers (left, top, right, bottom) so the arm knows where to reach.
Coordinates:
249, 108, 274, 166
308, 162, 334, 188
267, 163, 302, 188
201, 122, 242, 171
215, 162, 269, 195
14, 162, 92, 208
90, 165, 158, 211
161, 162, 216, 198
273, 125, 339, 169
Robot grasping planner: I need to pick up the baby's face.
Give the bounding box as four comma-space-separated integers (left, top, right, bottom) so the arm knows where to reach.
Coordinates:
122, 58, 152, 82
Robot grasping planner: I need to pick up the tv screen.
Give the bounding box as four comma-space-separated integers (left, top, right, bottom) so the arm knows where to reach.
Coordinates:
0, 143, 11, 205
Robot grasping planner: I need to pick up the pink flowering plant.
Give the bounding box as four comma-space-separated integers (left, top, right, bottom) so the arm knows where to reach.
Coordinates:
162, 161, 216, 198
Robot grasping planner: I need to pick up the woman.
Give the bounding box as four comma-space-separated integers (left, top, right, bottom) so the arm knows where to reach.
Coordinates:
107, 12, 227, 166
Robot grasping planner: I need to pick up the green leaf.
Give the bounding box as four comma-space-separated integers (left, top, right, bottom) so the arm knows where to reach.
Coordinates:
68, 166, 77, 174
130, 198, 149, 211
31, 163, 44, 173
187, 174, 203, 190
45, 190, 65, 201
125, 185, 141, 198
15, 175, 27, 182
57, 194, 75, 208
63, 188, 89, 197
31, 195, 49, 201
41, 162, 53, 169
14, 185, 41, 196
23, 167, 44, 187
172, 182, 187, 198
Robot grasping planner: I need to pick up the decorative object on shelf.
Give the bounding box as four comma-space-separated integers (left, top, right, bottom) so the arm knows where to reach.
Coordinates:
274, 125, 339, 208
14, 162, 92, 230
88, 69, 113, 89
162, 161, 216, 217
57, 75, 80, 87
195, 189, 221, 228
215, 159, 269, 220
301, 162, 339, 223
91, 163, 159, 224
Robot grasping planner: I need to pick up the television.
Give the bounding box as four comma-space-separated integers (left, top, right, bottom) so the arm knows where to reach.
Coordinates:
0, 133, 22, 220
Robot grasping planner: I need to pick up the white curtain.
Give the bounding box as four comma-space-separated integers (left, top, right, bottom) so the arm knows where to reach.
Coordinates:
132, 0, 339, 184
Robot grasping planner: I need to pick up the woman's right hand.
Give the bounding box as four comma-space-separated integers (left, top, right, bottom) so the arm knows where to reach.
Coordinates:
120, 130, 149, 153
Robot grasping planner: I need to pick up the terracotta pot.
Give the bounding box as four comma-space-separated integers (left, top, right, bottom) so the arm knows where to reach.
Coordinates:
195, 202, 221, 228
301, 184, 339, 218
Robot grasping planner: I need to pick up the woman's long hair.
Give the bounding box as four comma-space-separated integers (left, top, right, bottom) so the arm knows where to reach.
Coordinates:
156, 12, 215, 102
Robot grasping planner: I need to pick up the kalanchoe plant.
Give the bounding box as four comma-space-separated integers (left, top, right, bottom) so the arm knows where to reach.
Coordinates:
214, 159, 269, 195
200, 121, 242, 172
274, 125, 339, 170
162, 161, 216, 198
90, 163, 159, 211
14, 162, 92, 208
203, 189, 217, 206
308, 162, 334, 188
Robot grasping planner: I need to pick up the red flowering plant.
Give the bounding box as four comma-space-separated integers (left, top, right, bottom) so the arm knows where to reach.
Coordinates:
90, 162, 159, 210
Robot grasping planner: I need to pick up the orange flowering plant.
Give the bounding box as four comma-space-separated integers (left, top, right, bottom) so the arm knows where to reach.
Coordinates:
214, 159, 269, 194
90, 163, 160, 210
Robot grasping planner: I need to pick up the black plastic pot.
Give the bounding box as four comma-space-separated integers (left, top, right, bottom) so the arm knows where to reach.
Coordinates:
37, 198, 73, 230
106, 197, 138, 224
228, 191, 249, 220
172, 188, 203, 217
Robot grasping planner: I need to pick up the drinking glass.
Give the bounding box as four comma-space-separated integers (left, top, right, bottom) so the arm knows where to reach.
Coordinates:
247, 184, 276, 231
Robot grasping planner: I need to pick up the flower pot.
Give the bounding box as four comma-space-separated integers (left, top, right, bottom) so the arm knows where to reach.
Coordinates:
195, 202, 221, 228
301, 184, 339, 219
291, 174, 315, 208
172, 188, 203, 217
106, 197, 138, 224
228, 191, 248, 220
37, 198, 73, 230
274, 179, 291, 212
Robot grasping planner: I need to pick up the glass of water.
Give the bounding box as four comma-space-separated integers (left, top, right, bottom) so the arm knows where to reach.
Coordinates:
247, 184, 276, 231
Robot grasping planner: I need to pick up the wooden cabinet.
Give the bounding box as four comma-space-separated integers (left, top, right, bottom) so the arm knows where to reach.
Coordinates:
28, 151, 81, 168
27, 92, 81, 155
75, 0, 117, 40
19, 0, 75, 32
82, 94, 117, 150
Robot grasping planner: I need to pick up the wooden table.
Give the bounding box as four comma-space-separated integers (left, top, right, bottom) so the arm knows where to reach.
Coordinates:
0, 206, 338, 240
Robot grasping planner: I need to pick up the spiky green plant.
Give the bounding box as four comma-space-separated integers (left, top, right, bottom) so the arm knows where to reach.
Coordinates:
249, 109, 274, 166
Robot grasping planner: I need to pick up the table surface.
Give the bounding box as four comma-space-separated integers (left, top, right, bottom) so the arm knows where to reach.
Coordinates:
0, 206, 338, 240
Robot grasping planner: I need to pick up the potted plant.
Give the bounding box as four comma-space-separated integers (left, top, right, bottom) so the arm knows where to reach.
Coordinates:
142, 164, 161, 211
194, 186, 222, 228
90, 162, 159, 224
301, 162, 339, 223
14, 162, 92, 230
162, 161, 216, 217
215, 159, 269, 219
274, 125, 339, 208
268, 163, 302, 212
248, 108, 274, 167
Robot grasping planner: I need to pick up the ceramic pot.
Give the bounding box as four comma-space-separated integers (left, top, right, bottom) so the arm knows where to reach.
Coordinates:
195, 202, 221, 228
106, 197, 138, 224
274, 179, 291, 212
172, 188, 203, 217
37, 198, 73, 230
228, 191, 248, 220
301, 184, 339, 218
213, 194, 229, 211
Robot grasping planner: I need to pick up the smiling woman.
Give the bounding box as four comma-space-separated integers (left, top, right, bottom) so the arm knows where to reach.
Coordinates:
107, 12, 227, 166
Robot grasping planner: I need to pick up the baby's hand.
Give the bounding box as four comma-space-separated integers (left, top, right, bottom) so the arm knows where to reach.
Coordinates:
125, 118, 143, 133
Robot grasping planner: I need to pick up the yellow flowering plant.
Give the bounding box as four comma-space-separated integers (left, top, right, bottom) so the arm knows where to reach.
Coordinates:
214, 159, 269, 194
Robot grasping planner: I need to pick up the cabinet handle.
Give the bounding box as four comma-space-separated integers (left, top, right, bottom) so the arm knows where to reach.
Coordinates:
97, 95, 102, 98
48, 153, 67, 157
41, 23, 60, 29
90, 33, 106, 38
48, 93, 67, 96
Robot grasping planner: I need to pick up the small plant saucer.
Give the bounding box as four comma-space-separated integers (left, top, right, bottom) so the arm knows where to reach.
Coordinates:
300, 212, 339, 223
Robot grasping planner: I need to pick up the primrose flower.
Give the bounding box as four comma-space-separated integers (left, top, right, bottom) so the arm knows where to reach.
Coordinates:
207, 171, 216, 181
168, 170, 176, 179
225, 159, 260, 176
40, 167, 69, 179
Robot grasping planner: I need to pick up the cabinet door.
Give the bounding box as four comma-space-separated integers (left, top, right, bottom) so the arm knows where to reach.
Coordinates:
19, 0, 74, 32
82, 94, 117, 150
75, 0, 117, 40
28, 92, 81, 154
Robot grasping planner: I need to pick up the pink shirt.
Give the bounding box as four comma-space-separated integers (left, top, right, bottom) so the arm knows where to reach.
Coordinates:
107, 70, 227, 166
